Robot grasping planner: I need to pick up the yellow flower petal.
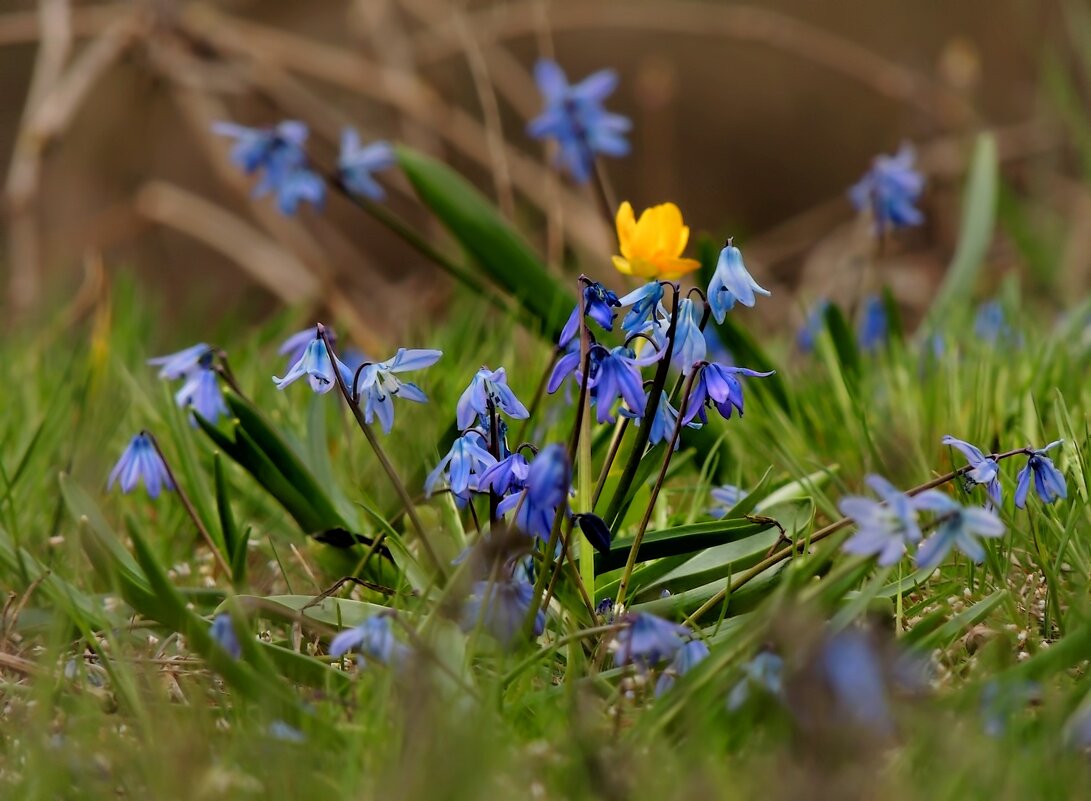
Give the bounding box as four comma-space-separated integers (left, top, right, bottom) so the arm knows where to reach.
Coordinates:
613, 200, 696, 279
611, 255, 634, 275
615, 202, 637, 260
658, 257, 702, 280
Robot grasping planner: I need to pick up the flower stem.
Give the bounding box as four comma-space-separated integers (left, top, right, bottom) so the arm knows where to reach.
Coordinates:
570, 278, 596, 595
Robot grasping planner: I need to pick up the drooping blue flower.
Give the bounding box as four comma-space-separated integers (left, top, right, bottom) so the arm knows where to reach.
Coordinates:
527, 59, 631, 184
613, 613, 690, 669
1015, 441, 1067, 508
175, 367, 228, 425
496, 444, 570, 543
210, 613, 241, 659
212, 120, 325, 214
148, 343, 213, 380
278, 327, 330, 371
796, 300, 830, 353
913, 490, 1005, 569
682, 363, 774, 426
456, 367, 530, 430
424, 432, 497, 501
559, 282, 621, 348
838, 475, 923, 566
819, 628, 894, 735
461, 578, 545, 646
589, 344, 662, 424
357, 348, 443, 433
477, 451, 530, 497
707, 241, 770, 323
546, 338, 587, 398
108, 433, 173, 498
655, 639, 710, 696
857, 294, 888, 352
849, 142, 925, 232
672, 298, 706, 374
709, 484, 748, 518
273, 337, 354, 395
618, 282, 665, 336
329, 615, 407, 666
338, 128, 395, 200
942, 434, 1002, 507
620, 390, 695, 449
727, 651, 784, 711
973, 300, 1016, 345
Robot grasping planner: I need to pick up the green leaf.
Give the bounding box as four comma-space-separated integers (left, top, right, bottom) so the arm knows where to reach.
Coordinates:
595, 517, 770, 574
823, 302, 860, 379
213, 452, 238, 562
235, 594, 387, 629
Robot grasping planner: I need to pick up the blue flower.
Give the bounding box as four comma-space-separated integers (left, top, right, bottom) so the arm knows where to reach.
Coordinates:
278, 327, 329, 370
338, 128, 395, 200
682, 363, 774, 426
672, 299, 706, 374
462, 578, 545, 646
655, 639, 710, 696
727, 651, 784, 711
268, 721, 306, 743
819, 629, 894, 734
329, 615, 407, 666
838, 475, 923, 566
707, 241, 770, 323
973, 300, 1015, 344
527, 59, 631, 183
148, 343, 213, 380
108, 433, 173, 498
212, 120, 325, 214
981, 679, 1040, 737
496, 444, 570, 543
425, 432, 497, 500
1015, 441, 1066, 508
613, 613, 690, 669
796, 300, 830, 353
618, 282, 665, 336
457, 367, 530, 430
849, 142, 925, 232
210, 613, 241, 659
559, 281, 621, 347
590, 344, 662, 424
477, 452, 530, 496
273, 336, 353, 395
175, 367, 228, 425
942, 434, 1002, 507
620, 390, 695, 449
913, 490, 1005, 569
857, 294, 888, 352
709, 484, 748, 518
357, 348, 443, 433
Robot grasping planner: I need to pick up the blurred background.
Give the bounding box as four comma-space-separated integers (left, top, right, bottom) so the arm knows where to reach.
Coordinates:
0, 0, 1088, 343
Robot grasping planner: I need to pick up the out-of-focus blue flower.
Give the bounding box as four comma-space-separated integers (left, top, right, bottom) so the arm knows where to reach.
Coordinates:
672, 298, 706, 374
942, 434, 1002, 507
148, 343, 213, 380
425, 432, 497, 500
338, 128, 395, 200
175, 367, 228, 425
655, 639, 710, 696
819, 628, 894, 734
707, 241, 770, 323
613, 613, 690, 669
559, 282, 621, 347
527, 59, 631, 184
356, 348, 442, 433
973, 300, 1016, 344
589, 344, 663, 424
210, 613, 241, 659
857, 294, 888, 352
212, 120, 325, 214
913, 489, 1005, 569
1015, 441, 1066, 508
268, 721, 306, 743
620, 390, 695, 449
496, 444, 570, 543
981, 679, 1040, 738
1065, 698, 1091, 750
849, 142, 925, 232
796, 300, 830, 353
727, 651, 784, 711
457, 367, 529, 430
618, 282, 665, 336
462, 578, 544, 646
682, 363, 774, 426
838, 475, 923, 566
329, 615, 407, 666
477, 452, 530, 497
108, 433, 173, 498
703, 327, 733, 366
709, 484, 748, 518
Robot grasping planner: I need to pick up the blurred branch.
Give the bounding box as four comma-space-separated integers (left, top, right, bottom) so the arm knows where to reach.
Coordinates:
0, 2, 123, 47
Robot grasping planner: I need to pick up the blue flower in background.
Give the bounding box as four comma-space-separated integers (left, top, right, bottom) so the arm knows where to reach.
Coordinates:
457, 367, 530, 430
425, 432, 497, 501
620, 390, 695, 449
175, 367, 228, 426
796, 300, 830, 353
849, 142, 925, 232
672, 298, 706, 374
838, 475, 923, 566
819, 628, 895, 735
496, 444, 570, 543
210, 614, 241, 659
527, 59, 631, 183
108, 433, 173, 499
655, 639, 710, 696
1015, 441, 1066, 508
338, 128, 395, 200
590, 344, 662, 423
857, 294, 888, 352
357, 348, 442, 433
559, 282, 621, 347
709, 484, 748, 518
942, 434, 1002, 508
212, 120, 325, 214
613, 613, 690, 669
973, 300, 1016, 345
707, 240, 770, 323
461, 578, 545, 646
329, 615, 407, 666
981, 679, 1040, 737
273, 337, 353, 395
477, 451, 530, 497
727, 651, 784, 711
703, 326, 733, 366
148, 343, 213, 380
913, 489, 1005, 569
682, 363, 774, 426
618, 282, 665, 336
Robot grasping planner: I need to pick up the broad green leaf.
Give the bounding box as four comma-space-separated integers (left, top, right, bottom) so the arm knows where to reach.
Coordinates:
232, 594, 387, 630
595, 516, 770, 574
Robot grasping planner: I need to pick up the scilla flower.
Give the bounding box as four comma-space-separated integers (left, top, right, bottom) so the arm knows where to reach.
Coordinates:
278, 327, 331, 370
425, 432, 497, 501
212, 120, 325, 214
338, 128, 395, 200
461, 578, 545, 646
148, 343, 213, 380
1015, 441, 1067, 508
655, 639, 710, 696
618, 281, 665, 336
273, 336, 353, 395
707, 240, 770, 323
838, 475, 923, 566
175, 367, 228, 425
527, 59, 631, 183
682, 363, 774, 426
914, 490, 1005, 569
612, 613, 690, 669
477, 451, 530, 497
620, 390, 695, 449
612, 202, 700, 279
727, 651, 784, 711
858, 294, 888, 352
672, 298, 706, 374
210, 614, 241, 659
849, 142, 925, 232
357, 348, 443, 433
942, 435, 1001, 507
329, 615, 408, 666
456, 367, 529, 429
709, 484, 748, 518
797, 299, 830, 353
108, 433, 173, 498
589, 344, 662, 424
559, 281, 621, 347
973, 300, 1015, 344
496, 444, 570, 543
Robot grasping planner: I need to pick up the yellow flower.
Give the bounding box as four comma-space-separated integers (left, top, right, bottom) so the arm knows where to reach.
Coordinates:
611, 201, 701, 280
